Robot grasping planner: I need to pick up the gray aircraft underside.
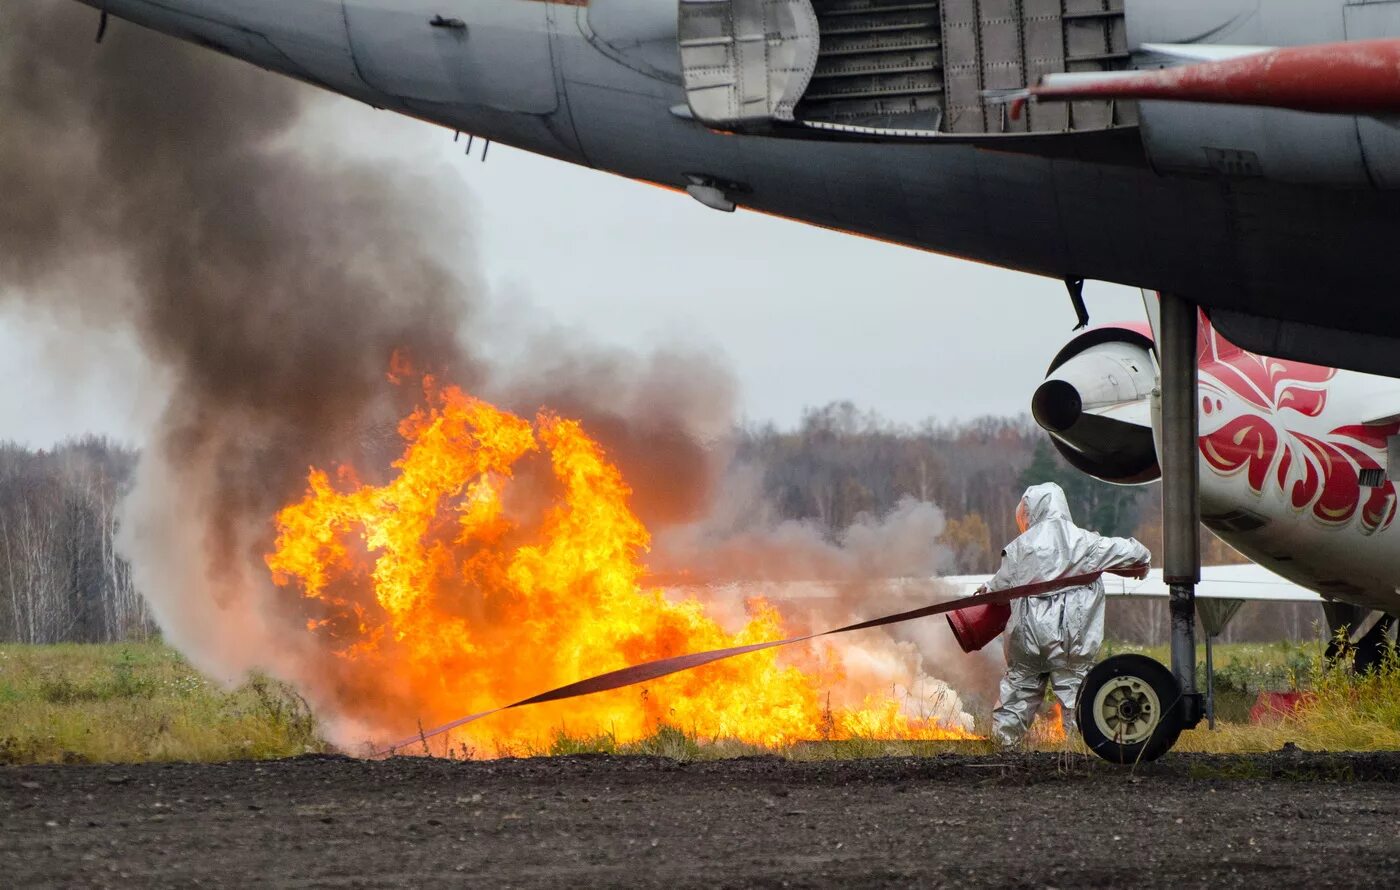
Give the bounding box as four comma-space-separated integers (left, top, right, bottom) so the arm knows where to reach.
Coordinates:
77, 0, 1400, 377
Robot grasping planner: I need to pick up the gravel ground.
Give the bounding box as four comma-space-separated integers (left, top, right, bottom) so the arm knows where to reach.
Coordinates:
4, 751, 1400, 888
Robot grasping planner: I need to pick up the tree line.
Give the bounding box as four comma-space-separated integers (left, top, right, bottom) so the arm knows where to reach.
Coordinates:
738, 403, 1324, 645
0, 437, 150, 644
0, 408, 1324, 645
736, 401, 1153, 574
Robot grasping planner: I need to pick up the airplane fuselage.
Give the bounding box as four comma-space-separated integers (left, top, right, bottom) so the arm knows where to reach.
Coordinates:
79, 0, 1400, 378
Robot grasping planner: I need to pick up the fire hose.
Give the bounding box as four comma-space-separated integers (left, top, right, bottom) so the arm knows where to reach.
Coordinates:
376, 566, 1146, 755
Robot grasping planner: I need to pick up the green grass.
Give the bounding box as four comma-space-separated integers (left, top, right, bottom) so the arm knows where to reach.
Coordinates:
2, 640, 1397, 765
0, 642, 327, 764
1175, 644, 1400, 754
1105, 639, 1319, 723
1099, 637, 1400, 754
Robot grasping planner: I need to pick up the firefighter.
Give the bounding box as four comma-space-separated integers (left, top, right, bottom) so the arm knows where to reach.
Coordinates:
987, 482, 1151, 748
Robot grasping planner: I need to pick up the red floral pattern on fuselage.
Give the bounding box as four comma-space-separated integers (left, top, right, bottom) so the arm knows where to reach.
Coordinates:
1197, 314, 1398, 535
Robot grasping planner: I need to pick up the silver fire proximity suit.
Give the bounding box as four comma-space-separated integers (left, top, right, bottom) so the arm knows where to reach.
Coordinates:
988, 483, 1151, 748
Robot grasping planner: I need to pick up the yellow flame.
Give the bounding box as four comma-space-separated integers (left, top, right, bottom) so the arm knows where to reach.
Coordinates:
267, 379, 975, 751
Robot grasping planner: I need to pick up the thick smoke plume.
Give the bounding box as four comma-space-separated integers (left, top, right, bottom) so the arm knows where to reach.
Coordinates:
0, 3, 994, 744
1, 2, 483, 692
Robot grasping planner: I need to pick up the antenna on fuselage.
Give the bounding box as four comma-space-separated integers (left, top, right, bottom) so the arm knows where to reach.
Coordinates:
453, 131, 491, 163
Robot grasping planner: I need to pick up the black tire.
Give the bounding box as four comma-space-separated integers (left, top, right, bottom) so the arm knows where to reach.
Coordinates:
1077, 654, 1185, 764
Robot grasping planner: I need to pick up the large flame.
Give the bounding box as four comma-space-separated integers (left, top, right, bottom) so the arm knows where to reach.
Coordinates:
266, 379, 975, 752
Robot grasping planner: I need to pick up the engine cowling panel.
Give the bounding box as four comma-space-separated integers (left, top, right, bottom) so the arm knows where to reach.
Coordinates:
1124, 0, 1400, 188
1032, 326, 1160, 485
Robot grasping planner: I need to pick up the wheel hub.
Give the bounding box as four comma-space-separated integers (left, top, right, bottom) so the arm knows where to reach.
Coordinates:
1092, 674, 1162, 746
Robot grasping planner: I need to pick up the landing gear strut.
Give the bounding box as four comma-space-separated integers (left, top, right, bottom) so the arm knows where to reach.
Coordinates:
1159, 293, 1204, 731
1324, 604, 1398, 673
1079, 293, 1202, 763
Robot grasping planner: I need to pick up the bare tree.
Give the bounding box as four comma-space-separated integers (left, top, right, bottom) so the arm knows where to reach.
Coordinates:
0, 438, 148, 643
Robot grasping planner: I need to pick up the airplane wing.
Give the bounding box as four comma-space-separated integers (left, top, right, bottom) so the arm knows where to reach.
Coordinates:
941, 564, 1323, 639
940, 564, 1323, 603
1137, 44, 1274, 64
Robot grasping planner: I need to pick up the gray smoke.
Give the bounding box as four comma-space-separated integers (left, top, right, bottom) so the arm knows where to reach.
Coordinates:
0, 2, 990, 743
0, 2, 490, 697
652, 469, 1003, 711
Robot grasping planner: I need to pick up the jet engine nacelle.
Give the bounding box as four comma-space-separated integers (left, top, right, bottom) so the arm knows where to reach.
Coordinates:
1032, 325, 1160, 485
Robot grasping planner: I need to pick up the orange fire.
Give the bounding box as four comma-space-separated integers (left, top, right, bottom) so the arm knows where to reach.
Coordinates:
266, 379, 975, 752
1029, 702, 1070, 746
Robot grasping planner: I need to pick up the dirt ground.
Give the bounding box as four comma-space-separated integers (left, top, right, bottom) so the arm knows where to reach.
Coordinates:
3, 751, 1400, 888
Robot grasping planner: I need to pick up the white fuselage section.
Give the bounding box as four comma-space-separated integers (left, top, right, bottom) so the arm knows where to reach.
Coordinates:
1191, 316, 1400, 613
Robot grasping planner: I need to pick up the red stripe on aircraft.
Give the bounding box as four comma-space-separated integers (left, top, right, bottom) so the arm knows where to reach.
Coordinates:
1034, 39, 1400, 115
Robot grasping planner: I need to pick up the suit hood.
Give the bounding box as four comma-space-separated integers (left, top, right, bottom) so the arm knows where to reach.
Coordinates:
1021, 482, 1073, 527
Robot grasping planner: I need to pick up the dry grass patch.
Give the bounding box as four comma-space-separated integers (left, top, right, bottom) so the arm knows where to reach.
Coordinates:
3, 640, 1397, 765
1176, 646, 1400, 754
0, 642, 327, 764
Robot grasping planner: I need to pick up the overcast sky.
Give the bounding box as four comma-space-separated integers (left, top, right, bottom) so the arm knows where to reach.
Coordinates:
0, 86, 1147, 449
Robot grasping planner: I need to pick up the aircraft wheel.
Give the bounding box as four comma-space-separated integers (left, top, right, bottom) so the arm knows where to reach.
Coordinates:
1078, 655, 1184, 764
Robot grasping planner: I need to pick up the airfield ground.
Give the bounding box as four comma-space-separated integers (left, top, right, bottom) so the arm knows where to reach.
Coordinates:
4, 752, 1400, 888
